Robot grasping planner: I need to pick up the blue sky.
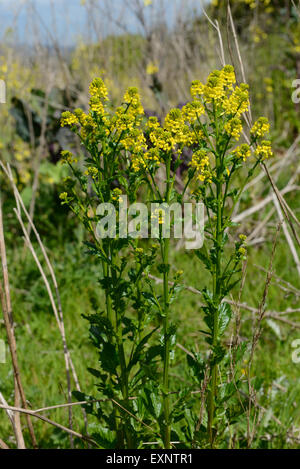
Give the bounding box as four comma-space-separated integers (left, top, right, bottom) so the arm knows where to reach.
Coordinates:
0, 0, 206, 45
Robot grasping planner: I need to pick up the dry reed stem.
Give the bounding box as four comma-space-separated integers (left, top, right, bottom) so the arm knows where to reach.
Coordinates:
147, 273, 300, 329
1, 161, 88, 437
272, 193, 300, 278
0, 404, 95, 446
0, 438, 9, 449
247, 222, 282, 447
0, 196, 37, 448
232, 185, 299, 223
0, 282, 25, 449
0, 388, 24, 448
13, 208, 74, 446
222, 4, 300, 254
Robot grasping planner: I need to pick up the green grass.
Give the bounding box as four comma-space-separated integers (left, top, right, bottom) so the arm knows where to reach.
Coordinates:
1, 209, 299, 448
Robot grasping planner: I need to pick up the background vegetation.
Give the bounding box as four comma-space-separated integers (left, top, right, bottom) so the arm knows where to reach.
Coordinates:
0, 0, 299, 449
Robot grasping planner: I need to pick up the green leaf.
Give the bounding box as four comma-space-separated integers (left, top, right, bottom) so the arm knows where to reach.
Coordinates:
91, 425, 116, 449
100, 342, 119, 375
87, 368, 103, 379
187, 353, 206, 384
127, 327, 159, 372
218, 302, 232, 337
20, 186, 33, 208
150, 391, 162, 419
142, 291, 160, 309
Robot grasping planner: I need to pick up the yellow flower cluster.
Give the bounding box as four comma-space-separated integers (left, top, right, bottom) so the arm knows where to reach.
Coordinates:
189, 149, 212, 182
123, 87, 144, 117
59, 70, 272, 188
60, 106, 98, 142
151, 208, 165, 225
204, 70, 227, 102
111, 188, 123, 202
190, 80, 205, 99
131, 147, 161, 172
255, 140, 273, 160
81, 115, 97, 140
61, 150, 78, 164
222, 65, 236, 88
89, 77, 108, 101
149, 126, 174, 152
85, 166, 99, 179
114, 108, 136, 132
73, 108, 87, 124
121, 129, 146, 151
181, 100, 204, 122
144, 109, 197, 160
105, 88, 144, 138
223, 83, 249, 116
131, 154, 145, 172
89, 96, 105, 116
60, 78, 147, 156
59, 192, 68, 201
224, 117, 243, 140
233, 144, 251, 161
61, 111, 78, 127
202, 65, 236, 103
164, 108, 185, 134
146, 61, 159, 75
251, 117, 270, 138
189, 66, 249, 120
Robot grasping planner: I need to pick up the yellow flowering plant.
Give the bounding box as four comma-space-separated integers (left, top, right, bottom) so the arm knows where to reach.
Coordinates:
59, 79, 163, 449
132, 65, 273, 448
59, 66, 273, 449
181, 66, 273, 447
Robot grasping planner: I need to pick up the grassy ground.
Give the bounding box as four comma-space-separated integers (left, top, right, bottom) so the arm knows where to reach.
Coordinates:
1, 195, 299, 448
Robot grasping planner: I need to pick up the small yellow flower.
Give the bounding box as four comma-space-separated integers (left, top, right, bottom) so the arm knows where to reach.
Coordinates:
89, 77, 108, 101
190, 80, 205, 99
189, 150, 212, 182
182, 100, 204, 122
204, 70, 225, 102
224, 117, 243, 141
146, 61, 159, 75
59, 192, 68, 201
123, 87, 144, 116
60, 111, 78, 127
222, 65, 236, 88
89, 96, 105, 115
111, 188, 123, 202
151, 208, 165, 224
84, 166, 99, 179
251, 117, 270, 138
233, 144, 251, 161
223, 83, 249, 116
255, 140, 273, 160
61, 150, 78, 164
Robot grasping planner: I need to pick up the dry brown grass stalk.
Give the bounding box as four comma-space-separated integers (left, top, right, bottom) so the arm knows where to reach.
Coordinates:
0, 195, 37, 448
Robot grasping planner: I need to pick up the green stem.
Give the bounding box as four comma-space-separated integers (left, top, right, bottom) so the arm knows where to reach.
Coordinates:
207, 122, 223, 448
110, 248, 133, 449
162, 155, 171, 449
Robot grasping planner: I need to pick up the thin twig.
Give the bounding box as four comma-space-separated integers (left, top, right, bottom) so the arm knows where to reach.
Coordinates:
0, 404, 95, 446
